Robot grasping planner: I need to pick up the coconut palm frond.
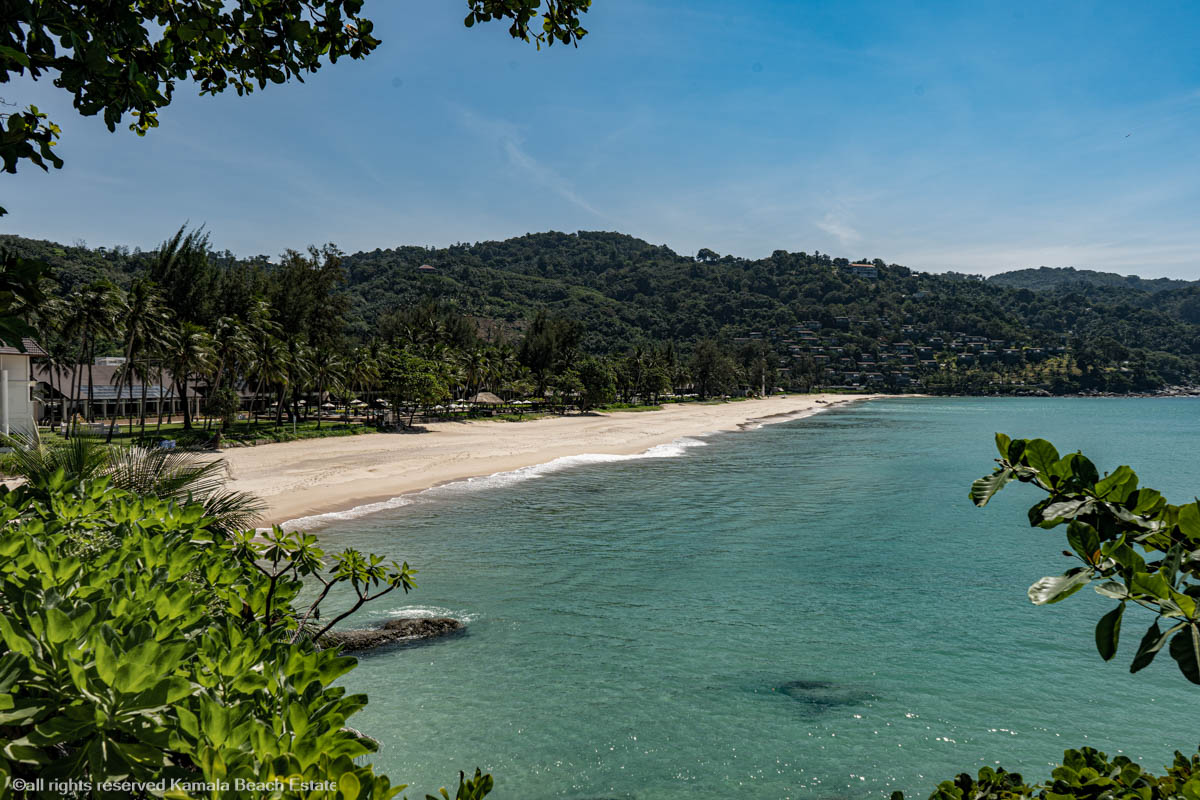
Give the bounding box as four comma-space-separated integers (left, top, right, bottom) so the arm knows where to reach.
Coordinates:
105, 446, 228, 501
2, 433, 109, 487
3, 434, 263, 534
198, 489, 267, 534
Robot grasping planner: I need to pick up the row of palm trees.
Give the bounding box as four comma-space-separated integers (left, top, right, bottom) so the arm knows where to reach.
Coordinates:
39, 274, 773, 442
37, 279, 598, 441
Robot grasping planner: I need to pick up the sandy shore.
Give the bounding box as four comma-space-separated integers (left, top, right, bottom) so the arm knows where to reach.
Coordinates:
218, 394, 885, 528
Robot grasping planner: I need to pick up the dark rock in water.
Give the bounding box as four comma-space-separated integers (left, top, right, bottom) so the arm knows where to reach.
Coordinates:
769, 679, 873, 712
319, 617, 463, 652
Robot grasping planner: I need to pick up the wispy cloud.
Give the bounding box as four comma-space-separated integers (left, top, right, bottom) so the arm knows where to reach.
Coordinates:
816, 210, 861, 246
451, 104, 607, 221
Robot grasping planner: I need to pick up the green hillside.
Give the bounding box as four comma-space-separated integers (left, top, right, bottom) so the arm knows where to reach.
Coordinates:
986, 265, 1198, 294
7, 229, 1200, 394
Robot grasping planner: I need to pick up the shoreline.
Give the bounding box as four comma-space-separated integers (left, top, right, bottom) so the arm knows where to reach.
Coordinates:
218, 394, 888, 530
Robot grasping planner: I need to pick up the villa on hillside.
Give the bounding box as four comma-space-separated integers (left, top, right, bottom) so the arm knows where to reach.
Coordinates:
843, 262, 879, 279
0, 338, 47, 436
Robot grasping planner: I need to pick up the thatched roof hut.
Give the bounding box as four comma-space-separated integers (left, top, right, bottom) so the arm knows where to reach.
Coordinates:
468, 391, 503, 404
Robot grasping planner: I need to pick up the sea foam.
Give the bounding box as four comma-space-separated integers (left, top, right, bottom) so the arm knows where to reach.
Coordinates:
279, 436, 708, 531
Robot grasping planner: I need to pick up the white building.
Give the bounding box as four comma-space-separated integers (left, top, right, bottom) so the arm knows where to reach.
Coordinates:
0, 338, 46, 436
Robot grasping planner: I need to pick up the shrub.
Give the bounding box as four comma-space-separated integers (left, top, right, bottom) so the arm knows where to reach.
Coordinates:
0, 478, 487, 798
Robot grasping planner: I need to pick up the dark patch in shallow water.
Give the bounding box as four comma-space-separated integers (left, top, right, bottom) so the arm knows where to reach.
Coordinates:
761, 679, 874, 712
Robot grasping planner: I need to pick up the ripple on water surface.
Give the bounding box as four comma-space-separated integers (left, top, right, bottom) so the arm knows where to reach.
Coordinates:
312, 398, 1200, 799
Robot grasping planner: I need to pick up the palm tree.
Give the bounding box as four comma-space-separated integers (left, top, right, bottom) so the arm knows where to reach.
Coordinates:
107, 278, 171, 442
2, 433, 264, 534
152, 324, 180, 434
346, 348, 380, 423
278, 340, 314, 427
167, 321, 214, 431
206, 316, 252, 432
309, 350, 344, 429
60, 282, 119, 432
461, 347, 491, 402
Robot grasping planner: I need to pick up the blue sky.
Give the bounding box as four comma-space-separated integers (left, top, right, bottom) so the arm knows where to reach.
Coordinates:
5, 0, 1200, 276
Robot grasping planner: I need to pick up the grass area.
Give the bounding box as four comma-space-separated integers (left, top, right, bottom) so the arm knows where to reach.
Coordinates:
595, 402, 664, 412
491, 412, 555, 423
36, 418, 377, 448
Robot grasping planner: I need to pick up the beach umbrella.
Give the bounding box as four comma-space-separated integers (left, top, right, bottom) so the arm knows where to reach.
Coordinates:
322, 402, 336, 409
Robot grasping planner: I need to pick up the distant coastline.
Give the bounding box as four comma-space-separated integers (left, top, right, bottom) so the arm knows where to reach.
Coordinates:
218, 394, 886, 530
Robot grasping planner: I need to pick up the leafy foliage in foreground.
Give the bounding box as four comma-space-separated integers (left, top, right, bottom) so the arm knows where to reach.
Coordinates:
897, 438, 1200, 800
971, 434, 1200, 683
0, 479, 488, 798
2, 433, 264, 534
897, 746, 1200, 800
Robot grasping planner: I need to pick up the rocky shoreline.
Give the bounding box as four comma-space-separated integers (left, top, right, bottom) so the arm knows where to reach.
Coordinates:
318, 617, 464, 652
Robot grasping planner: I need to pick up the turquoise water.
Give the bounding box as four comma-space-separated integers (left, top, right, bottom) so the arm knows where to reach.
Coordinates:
311, 398, 1200, 799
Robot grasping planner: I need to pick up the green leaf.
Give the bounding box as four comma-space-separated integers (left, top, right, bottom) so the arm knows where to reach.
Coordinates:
1064, 453, 1099, 487
1066, 521, 1100, 562
1178, 503, 1200, 541
0, 701, 46, 725
1028, 570, 1091, 605
1094, 603, 1124, 661
1021, 439, 1060, 475
45, 607, 72, 644
339, 772, 361, 800
969, 469, 1013, 507
0, 45, 31, 68
1095, 465, 1139, 502
994, 433, 1012, 459
3, 737, 50, 765
1169, 624, 1200, 685
94, 639, 119, 685
1041, 498, 1089, 523
1093, 581, 1129, 600
1131, 572, 1172, 602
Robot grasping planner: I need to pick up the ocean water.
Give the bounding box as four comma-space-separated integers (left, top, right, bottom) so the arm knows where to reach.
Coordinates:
308, 398, 1200, 799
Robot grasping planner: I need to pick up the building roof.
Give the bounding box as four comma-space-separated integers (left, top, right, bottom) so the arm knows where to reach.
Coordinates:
0, 338, 47, 356
33, 363, 201, 399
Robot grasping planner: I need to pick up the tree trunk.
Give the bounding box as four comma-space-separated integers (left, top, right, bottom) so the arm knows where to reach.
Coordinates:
139, 364, 148, 439
86, 352, 95, 424
156, 365, 166, 433
106, 339, 137, 443
245, 375, 265, 435
179, 376, 192, 430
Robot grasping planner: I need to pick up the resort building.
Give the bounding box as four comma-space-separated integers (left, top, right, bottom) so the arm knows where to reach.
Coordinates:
33, 362, 202, 426
0, 338, 46, 436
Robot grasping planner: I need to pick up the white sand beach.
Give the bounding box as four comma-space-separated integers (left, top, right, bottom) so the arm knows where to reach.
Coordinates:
218, 394, 884, 528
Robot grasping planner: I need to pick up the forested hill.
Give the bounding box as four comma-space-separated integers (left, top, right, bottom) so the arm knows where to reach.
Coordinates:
7, 229, 1200, 392
986, 265, 1199, 293
337, 233, 1200, 379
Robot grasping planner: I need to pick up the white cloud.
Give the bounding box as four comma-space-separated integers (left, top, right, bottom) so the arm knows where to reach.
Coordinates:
815, 211, 861, 246
452, 104, 607, 221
